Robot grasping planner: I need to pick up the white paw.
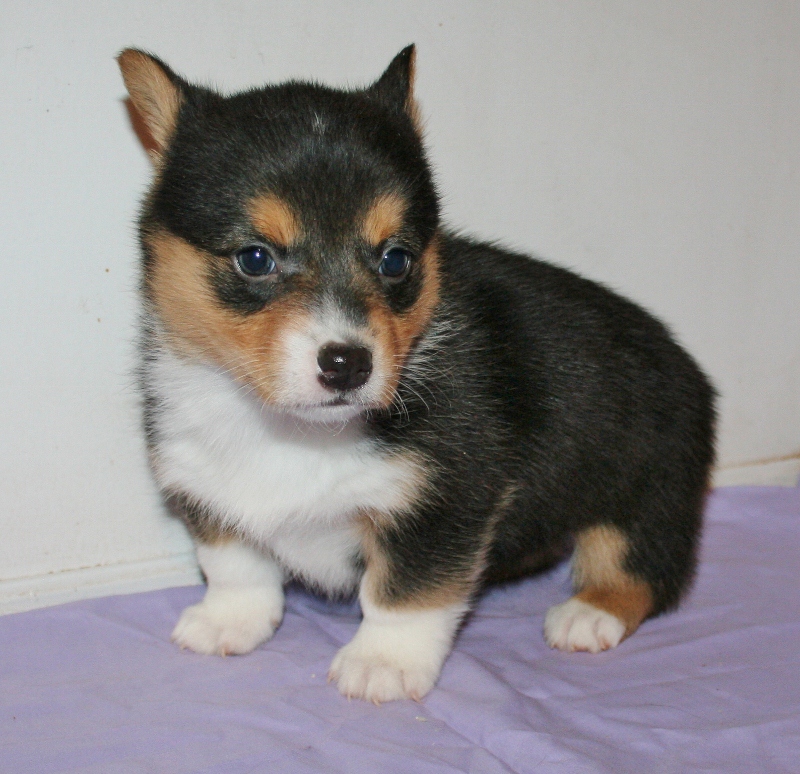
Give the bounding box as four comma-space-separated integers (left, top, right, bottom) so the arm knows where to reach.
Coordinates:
544, 597, 626, 653
171, 586, 284, 656
328, 600, 466, 703
328, 631, 441, 704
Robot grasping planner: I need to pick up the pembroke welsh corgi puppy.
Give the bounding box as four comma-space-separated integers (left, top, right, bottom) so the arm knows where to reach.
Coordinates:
118, 46, 715, 703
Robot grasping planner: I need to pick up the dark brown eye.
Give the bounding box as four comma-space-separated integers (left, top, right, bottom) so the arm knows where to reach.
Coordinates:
378, 247, 411, 279
235, 246, 277, 278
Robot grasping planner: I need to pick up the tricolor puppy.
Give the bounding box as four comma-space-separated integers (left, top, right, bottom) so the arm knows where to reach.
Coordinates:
118, 47, 716, 703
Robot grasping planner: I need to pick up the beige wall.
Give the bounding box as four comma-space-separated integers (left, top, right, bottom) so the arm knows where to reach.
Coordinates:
1, 1, 798, 612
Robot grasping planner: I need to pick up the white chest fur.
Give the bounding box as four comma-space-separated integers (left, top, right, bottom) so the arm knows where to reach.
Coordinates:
145, 346, 421, 592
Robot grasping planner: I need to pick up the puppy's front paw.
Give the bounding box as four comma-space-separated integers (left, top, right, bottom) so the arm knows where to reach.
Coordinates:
328, 600, 467, 703
171, 586, 284, 656
329, 633, 440, 704
544, 597, 626, 653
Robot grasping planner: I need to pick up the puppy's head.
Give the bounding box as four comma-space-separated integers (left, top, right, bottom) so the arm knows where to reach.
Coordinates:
119, 47, 440, 422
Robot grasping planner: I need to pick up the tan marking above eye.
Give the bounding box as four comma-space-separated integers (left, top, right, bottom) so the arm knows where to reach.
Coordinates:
362, 194, 408, 246
248, 195, 301, 247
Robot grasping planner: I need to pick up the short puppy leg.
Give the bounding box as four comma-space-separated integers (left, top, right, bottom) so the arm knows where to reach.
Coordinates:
545, 525, 652, 653
329, 574, 468, 703
172, 539, 284, 656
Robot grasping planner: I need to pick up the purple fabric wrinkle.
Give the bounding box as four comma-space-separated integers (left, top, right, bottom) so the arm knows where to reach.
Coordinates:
2, 485, 799, 773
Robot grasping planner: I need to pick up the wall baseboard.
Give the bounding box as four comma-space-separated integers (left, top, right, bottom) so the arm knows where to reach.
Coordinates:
712, 457, 800, 488
0, 553, 202, 616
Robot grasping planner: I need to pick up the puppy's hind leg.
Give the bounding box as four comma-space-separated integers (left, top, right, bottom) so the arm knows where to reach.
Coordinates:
544, 525, 652, 653
172, 538, 285, 656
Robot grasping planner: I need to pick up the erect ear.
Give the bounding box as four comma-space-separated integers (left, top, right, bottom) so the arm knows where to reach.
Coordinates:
367, 45, 421, 127
117, 49, 184, 155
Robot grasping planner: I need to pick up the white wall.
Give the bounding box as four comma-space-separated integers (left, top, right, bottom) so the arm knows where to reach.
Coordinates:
1, 1, 798, 613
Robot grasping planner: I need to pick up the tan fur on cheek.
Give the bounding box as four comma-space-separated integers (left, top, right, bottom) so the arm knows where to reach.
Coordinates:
248, 195, 301, 247
146, 231, 310, 404
370, 236, 442, 405
394, 237, 441, 355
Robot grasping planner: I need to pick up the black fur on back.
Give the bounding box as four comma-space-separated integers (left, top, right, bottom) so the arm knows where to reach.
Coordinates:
370, 236, 715, 613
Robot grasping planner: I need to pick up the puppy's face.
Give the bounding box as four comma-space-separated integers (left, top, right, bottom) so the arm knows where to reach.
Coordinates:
120, 48, 440, 422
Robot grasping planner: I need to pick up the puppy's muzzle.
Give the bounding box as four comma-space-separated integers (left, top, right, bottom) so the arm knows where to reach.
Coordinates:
317, 343, 373, 392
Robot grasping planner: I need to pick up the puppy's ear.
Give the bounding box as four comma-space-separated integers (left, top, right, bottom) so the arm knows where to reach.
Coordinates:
117, 49, 184, 155
367, 45, 420, 126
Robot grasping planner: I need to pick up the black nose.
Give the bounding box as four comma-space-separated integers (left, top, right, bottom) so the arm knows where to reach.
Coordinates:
317, 344, 373, 392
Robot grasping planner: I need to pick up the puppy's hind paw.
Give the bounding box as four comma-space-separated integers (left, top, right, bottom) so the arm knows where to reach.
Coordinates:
544, 597, 626, 653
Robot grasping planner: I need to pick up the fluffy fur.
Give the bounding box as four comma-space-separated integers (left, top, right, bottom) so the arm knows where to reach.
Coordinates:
118, 46, 716, 703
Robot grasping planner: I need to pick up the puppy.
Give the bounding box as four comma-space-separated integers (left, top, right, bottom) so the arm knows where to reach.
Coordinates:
118, 46, 716, 703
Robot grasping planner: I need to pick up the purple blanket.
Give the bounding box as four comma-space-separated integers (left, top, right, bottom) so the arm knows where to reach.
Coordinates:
3, 486, 799, 773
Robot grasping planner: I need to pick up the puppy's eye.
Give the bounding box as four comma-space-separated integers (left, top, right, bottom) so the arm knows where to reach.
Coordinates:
378, 247, 411, 279
234, 246, 277, 279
